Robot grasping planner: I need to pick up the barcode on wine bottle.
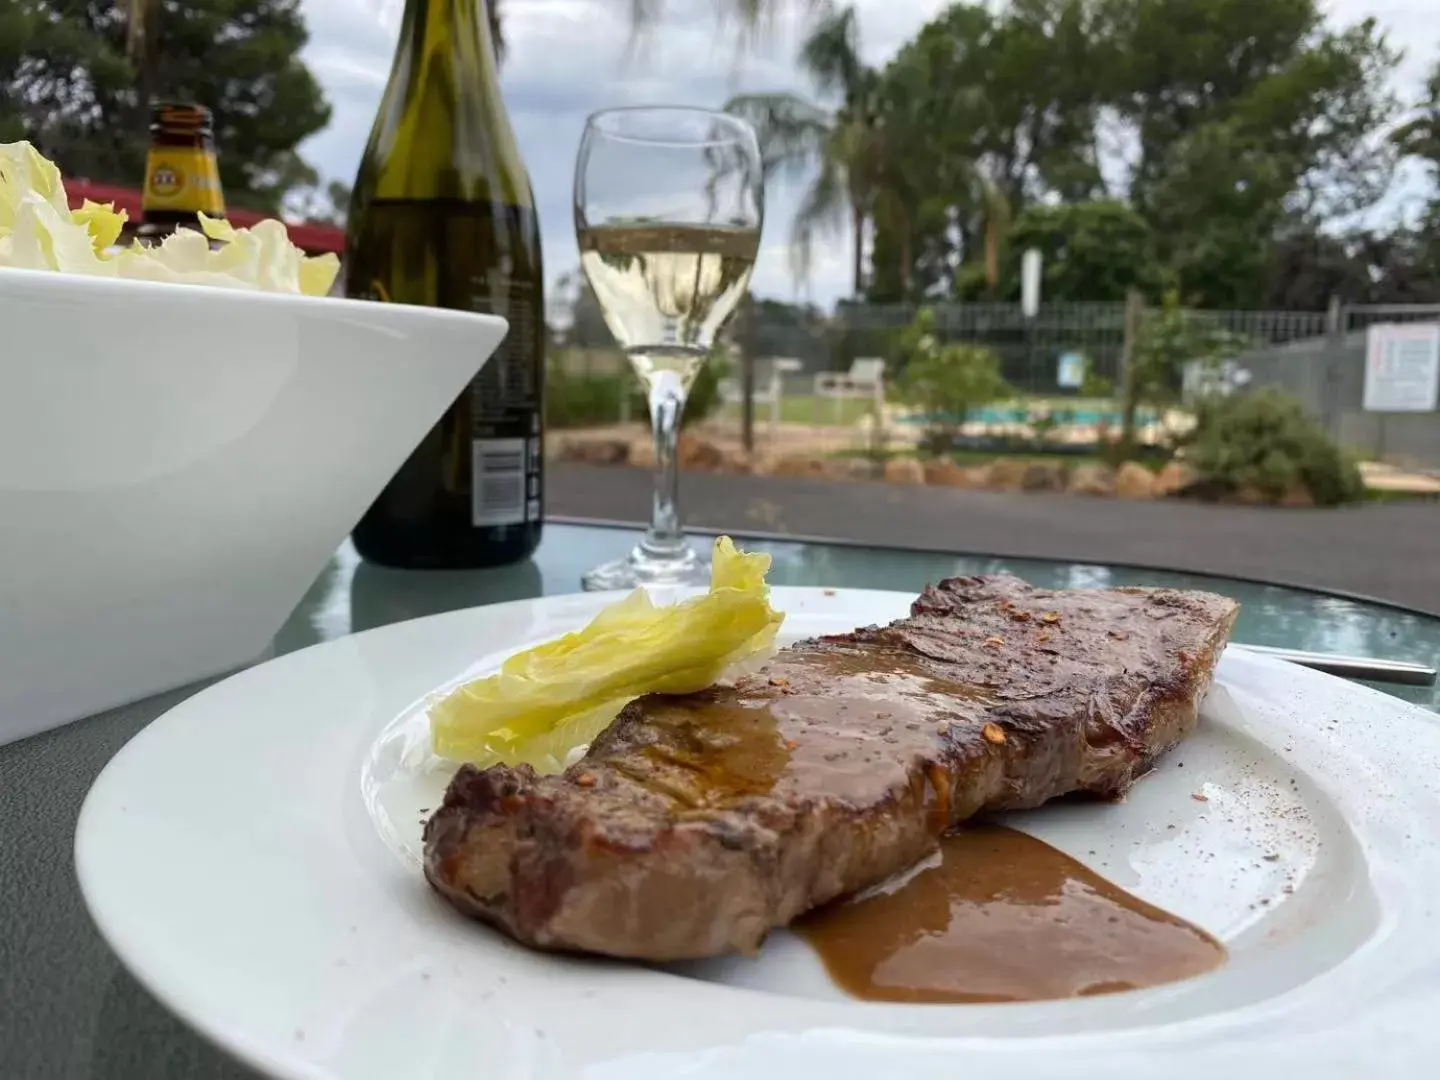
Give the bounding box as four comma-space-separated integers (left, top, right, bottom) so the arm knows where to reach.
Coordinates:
471, 438, 527, 526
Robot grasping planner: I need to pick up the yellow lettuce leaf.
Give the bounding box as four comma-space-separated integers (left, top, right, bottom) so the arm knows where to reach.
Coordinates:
1, 191, 116, 276
0, 140, 340, 297
0, 142, 115, 274
0, 141, 69, 232
112, 212, 339, 296
71, 199, 128, 253
429, 536, 786, 770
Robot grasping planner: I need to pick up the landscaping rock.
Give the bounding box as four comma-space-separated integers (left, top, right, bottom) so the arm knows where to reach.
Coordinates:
764, 454, 826, 480
823, 457, 876, 482
884, 457, 926, 485
1068, 463, 1116, 496
1154, 461, 1199, 497
960, 464, 994, 489
678, 434, 725, 473
923, 459, 969, 487
1234, 485, 1270, 506
1114, 461, 1157, 499
1021, 461, 1068, 492
565, 437, 630, 466
705, 448, 754, 475
1278, 483, 1315, 509
628, 439, 657, 470
988, 458, 1029, 491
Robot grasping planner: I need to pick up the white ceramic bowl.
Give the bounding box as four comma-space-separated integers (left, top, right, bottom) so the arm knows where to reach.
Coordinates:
0, 267, 507, 746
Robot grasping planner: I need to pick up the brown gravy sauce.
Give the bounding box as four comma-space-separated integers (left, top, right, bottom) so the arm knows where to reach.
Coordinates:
797, 825, 1225, 1003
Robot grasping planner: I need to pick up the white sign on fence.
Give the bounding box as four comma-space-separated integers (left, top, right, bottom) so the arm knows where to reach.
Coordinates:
1363, 322, 1440, 412
1057, 352, 1085, 388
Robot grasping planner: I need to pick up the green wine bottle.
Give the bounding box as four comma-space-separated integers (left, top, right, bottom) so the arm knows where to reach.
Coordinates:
345, 0, 544, 569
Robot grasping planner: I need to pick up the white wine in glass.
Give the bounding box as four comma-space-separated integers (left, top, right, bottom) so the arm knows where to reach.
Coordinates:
573, 108, 763, 591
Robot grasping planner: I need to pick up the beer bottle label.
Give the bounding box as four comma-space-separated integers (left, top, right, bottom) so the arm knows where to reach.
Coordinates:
142, 148, 226, 216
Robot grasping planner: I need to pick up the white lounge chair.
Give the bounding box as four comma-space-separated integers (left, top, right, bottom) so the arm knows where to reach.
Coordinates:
718, 356, 803, 433
814, 357, 885, 425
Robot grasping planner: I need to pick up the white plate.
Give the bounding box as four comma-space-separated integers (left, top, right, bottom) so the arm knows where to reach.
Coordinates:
75, 587, 1440, 1080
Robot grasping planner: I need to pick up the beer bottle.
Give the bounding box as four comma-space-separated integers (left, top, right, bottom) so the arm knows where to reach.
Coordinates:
136, 102, 227, 243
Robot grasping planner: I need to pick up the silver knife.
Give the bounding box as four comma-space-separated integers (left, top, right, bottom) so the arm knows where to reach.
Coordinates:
1233, 644, 1437, 687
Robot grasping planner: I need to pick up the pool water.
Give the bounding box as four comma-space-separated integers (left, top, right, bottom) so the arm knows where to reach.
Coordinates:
900, 406, 1162, 427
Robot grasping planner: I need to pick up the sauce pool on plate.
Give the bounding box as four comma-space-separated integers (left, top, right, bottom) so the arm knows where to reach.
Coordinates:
796, 825, 1225, 1003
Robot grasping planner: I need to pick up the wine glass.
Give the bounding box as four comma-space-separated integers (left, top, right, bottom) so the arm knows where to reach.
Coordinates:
573, 106, 763, 591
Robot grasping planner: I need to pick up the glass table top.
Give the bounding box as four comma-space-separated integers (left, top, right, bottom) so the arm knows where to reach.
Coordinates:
276, 521, 1440, 713
2, 519, 1436, 1080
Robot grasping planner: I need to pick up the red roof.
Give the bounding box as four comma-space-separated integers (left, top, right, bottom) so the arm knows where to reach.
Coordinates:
66, 179, 346, 256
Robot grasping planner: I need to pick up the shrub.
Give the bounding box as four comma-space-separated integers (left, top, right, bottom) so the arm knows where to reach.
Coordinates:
545, 357, 629, 429
626, 352, 729, 430
890, 306, 939, 379
895, 309, 1012, 453
1186, 389, 1364, 507
1120, 293, 1244, 456
1079, 355, 1114, 398
547, 352, 729, 431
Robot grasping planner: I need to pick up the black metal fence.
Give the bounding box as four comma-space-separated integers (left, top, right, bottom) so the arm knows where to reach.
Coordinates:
825, 300, 1331, 396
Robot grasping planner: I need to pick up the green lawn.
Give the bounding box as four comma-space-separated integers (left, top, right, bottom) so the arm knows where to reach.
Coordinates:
717, 393, 1156, 428
718, 394, 878, 426
827, 446, 1173, 471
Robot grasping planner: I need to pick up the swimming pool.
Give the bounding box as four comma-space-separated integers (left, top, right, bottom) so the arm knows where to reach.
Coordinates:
899, 405, 1162, 427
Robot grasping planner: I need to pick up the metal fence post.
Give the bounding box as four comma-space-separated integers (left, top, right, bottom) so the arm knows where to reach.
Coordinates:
1323, 295, 1343, 442
739, 296, 757, 456
1117, 290, 1145, 447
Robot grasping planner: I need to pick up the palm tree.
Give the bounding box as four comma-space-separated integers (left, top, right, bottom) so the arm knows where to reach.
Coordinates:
722, 6, 879, 296
721, 6, 1011, 300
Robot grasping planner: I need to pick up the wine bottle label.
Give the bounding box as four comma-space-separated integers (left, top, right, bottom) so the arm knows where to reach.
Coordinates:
142, 148, 226, 215
469, 275, 543, 529
342, 197, 545, 540
471, 438, 527, 525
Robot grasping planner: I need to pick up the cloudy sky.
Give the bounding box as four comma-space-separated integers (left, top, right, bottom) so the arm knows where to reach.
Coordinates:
297, 0, 1440, 309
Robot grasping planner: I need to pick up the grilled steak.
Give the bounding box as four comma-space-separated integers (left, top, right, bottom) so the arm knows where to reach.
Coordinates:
423, 574, 1239, 960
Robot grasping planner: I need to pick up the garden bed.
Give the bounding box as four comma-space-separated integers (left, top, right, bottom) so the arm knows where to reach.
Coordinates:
548, 431, 1325, 506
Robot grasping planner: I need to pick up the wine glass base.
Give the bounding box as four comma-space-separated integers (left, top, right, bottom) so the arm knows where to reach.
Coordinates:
581, 544, 710, 591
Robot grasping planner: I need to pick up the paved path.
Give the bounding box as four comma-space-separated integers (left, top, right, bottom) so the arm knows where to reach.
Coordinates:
548, 464, 1440, 615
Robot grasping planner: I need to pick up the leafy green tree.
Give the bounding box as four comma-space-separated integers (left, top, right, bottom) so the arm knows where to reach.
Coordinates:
1261, 220, 1440, 308
1393, 56, 1440, 290
1099, 0, 1393, 206
1103, 0, 1399, 305
851, 0, 1402, 307
3, 0, 331, 213
867, 0, 1099, 300
1141, 121, 1295, 308
1394, 57, 1440, 170
1262, 224, 1374, 309
884, 1, 1105, 210
1001, 199, 1161, 303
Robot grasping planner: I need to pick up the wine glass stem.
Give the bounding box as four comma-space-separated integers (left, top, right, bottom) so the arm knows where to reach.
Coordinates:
642, 372, 688, 560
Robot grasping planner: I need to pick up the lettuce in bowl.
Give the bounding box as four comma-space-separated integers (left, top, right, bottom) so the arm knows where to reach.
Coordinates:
0, 140, 338, 296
